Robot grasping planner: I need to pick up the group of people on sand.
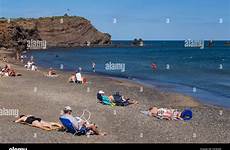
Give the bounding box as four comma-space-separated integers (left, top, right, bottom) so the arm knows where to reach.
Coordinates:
97, 90, 138, 106
11, 57, 192, 137
0, 64, 21, 77
96, 90, 192, 120
14, 106, 106, 136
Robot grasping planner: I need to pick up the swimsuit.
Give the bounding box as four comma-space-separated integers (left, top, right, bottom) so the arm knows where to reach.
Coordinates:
25, 116, 42, 124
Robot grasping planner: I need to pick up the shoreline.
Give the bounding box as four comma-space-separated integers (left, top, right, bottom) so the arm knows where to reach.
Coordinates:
0, 59, 230, 143
9, 57, 230, 110
19, 57, 230, 109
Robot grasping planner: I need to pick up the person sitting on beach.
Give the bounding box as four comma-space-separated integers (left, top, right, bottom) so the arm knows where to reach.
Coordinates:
59, 106, 106, 136
75, 70, 87, 84
75, 70, 83, 84
111, 92, 138, 106
14, 115, 63, 131
68, 73, 77, 83
31, 63, 38, 71
25, 60, 33, 70
141, 107, 192, 121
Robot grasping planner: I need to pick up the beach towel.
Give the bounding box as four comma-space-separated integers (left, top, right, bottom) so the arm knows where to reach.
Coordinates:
17, 121, 63, 131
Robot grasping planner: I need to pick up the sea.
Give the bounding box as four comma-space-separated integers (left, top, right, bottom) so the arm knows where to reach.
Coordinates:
26, 40, 230, 108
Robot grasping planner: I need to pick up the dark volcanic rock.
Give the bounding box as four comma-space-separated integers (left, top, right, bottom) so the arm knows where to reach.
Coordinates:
15, 16, 111, 47
0, 22, 40, 59
0, 16, 111, 50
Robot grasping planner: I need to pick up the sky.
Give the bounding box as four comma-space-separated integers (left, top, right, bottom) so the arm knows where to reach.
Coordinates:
0, 0, 230, 40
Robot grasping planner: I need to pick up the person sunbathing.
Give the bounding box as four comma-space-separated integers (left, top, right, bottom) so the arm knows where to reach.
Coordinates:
142, 107, 192, 121
68, 73, 76, 83
14, 115, 63, 131
97, 90, 115, 106
1, 64, 10, 73
60, 106, 106, 136
0, 64, 21, 77
45, 68, 58, 77
48, 68, 56, 76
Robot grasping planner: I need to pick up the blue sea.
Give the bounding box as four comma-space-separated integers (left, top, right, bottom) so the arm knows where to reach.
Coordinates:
26, 41, 230, 108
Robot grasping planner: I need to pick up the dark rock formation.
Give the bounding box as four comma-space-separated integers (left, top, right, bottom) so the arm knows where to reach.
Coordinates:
0, 16, 112, 59
15, 16, 111, 47
0, 22, 40, 59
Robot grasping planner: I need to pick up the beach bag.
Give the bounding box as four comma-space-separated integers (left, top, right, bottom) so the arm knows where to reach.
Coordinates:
180, 109, 193, 121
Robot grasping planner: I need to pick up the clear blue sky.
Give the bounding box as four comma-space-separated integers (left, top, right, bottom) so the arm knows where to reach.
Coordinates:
0, 0, 230, 40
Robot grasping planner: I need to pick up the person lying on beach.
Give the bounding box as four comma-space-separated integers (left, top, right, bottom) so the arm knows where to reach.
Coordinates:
141, 107, 192, 121
97, 90, 115, 106
59, 106, 106, 136
44, 68, 58, 77
14, 115, 63, 131
97, 90, 138, 106
68, 73, 77, 83
0, 64, 21, 77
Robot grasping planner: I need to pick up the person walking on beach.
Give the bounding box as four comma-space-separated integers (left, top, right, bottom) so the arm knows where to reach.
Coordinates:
92, 62, 96, 72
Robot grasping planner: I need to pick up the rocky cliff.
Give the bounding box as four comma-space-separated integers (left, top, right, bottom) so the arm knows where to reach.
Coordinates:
0, 16, 111, 52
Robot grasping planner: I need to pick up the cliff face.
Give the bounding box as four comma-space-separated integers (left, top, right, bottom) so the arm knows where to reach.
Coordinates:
0, 16, 111, 51
0, 22, 41, 59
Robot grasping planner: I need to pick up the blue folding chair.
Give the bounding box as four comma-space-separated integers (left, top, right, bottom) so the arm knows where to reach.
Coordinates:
59, 117, 86, 136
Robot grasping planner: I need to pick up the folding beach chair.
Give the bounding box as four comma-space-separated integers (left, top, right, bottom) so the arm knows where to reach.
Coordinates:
59, 117, 87, 136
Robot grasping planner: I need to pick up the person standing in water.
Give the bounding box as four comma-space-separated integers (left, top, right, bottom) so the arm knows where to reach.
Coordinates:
92, 62, 96, 72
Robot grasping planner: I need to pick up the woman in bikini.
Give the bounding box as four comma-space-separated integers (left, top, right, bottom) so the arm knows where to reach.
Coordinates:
14, 115, 63, 131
